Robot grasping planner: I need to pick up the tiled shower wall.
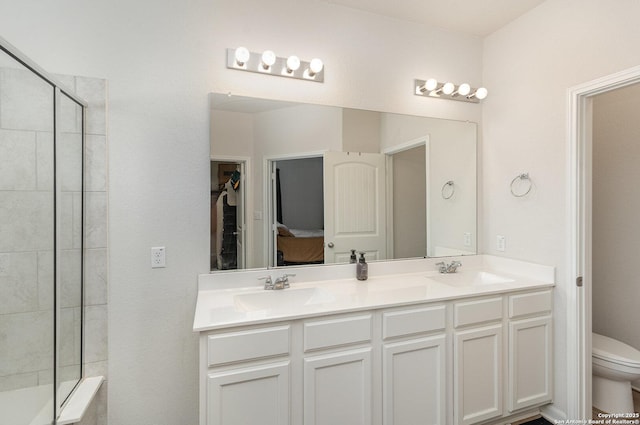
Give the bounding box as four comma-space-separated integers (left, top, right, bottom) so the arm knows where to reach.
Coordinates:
0, 66, 55, 391
0, 67, 108, 423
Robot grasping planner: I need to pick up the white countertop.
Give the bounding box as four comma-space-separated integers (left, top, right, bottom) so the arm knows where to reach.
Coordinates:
193, 255, 555, 332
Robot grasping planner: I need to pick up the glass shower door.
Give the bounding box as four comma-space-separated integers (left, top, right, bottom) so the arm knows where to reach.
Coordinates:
0, 48, 56, 425
55, 91, 84, 408
0, 38, 86, 425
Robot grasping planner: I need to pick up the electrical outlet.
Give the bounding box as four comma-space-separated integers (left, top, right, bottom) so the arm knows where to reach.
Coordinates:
463, 233, 472, 247
151, 246, 166, 268
496, 235, 506, 252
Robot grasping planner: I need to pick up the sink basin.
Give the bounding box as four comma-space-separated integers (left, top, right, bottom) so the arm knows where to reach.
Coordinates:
427, 271, 515, 287
234, 287, 335, 312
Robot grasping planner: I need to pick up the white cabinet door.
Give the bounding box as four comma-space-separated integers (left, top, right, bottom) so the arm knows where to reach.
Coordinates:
207, 362, 290, 425
508, 315, 553, 412
454, 324, 503, 425
304, 348, 372, 425
382, 335, 447, 425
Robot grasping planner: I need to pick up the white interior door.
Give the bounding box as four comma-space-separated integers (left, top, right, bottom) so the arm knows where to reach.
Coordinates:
323, 151, 386, 263
269, 160, 278, 267
235, 162, 246, 269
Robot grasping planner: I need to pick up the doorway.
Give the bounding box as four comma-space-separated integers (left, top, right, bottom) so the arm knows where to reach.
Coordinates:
383, 136, 429, 259
568, 65, 640, 418
269, 155, 325, 267
265, 151, 388, 267
211, 158, 248, 270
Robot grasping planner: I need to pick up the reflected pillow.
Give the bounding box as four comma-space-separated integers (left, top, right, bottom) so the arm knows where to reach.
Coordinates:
277, 226, 295, 237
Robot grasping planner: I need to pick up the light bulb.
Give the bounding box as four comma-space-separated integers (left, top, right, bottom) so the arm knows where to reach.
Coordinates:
286, 55, 300, 73
309, 58, 324, 75
457, 83, 471, 96
234, 47, 250, 66
261, 50, 276, 69
425, 79, 438, 91
442, 82, 455, 95
475, 87, 488, 100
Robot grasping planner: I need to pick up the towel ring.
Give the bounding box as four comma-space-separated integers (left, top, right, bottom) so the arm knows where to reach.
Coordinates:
510, 173, 532, 197
441, 180, 455, 200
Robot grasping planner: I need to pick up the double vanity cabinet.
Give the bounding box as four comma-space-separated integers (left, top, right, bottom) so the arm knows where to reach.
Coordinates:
194, 257, 554, 425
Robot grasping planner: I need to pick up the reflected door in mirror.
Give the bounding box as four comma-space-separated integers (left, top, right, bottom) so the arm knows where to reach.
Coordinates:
324, 152, 386, 263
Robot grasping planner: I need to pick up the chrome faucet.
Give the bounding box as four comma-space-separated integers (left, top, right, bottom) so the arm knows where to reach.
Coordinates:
436, 260, 462, 274
259, 276, 274, 290
260, 274, 296, 290
273, 273, 296, 290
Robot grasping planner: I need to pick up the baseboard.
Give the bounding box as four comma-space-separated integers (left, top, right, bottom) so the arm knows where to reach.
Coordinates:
540, 404, 566, 422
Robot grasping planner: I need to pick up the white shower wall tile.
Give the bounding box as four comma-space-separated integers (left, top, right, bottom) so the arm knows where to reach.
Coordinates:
0, 251, 38, 314
83, 361, 108, 378
85, 135, 107, 192
58, 364, 81, 384
84, 305, 107, 363
85, 192, 107, 249
59, 249, 82, 309
84, 248, 107, 306
53, 74, 76, 94
37, 251, 54, 311
0, 372, 39, 392
0, 310, 53, 377
36, 132, 54, 191
0, 67, 54, 132
0, 191, 54, 252
59, 307, 78, 367
58, 191, 74, 250
58, 191, 82, 251
58, 92, 82, 134
37, 369, 53, 386
75, 77, 106, 136
58, 132, 83, 192
0, 129, 37, 190
73, 191, 83, 249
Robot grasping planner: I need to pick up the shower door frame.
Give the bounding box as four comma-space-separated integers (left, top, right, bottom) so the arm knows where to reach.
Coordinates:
0, 35, 88, 422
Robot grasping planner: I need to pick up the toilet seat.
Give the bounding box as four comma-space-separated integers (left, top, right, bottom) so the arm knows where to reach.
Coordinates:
592, 333, 640, 368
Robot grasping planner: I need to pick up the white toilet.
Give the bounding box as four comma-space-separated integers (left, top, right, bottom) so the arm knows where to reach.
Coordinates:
592, 332, 640, 414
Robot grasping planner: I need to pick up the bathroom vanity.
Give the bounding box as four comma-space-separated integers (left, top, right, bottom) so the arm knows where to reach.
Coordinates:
193, 256, 554, 425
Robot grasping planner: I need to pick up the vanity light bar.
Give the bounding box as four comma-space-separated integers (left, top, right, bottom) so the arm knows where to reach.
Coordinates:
414, 79, 488, 103
226, 47, 324, 83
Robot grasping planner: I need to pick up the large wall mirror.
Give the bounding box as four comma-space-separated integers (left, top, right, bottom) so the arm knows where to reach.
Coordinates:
210, 93, 476, 271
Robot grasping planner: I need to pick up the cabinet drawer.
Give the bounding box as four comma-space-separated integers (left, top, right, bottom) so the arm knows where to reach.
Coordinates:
207, 325, 290, 366
304, 314, 372, 352
454, 297, 502, 328
383, 305, 446, 340
509, 290, 552, 319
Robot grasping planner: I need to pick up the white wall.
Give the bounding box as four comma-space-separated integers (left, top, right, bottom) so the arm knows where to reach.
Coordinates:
392, 145, 427, 258
592, 83, 640, 387
254, 104, 341, 266
381, 114, 477, 255
0, 0, 483, 423
483, 0, 640, 417
342, 108, 381, 153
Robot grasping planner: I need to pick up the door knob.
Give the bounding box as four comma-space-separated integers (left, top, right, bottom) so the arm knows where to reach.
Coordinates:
327, 242, 334, 248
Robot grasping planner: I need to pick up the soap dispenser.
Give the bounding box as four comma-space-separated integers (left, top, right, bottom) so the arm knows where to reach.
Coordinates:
357, 252, 368, 281
350, 249, 357, 264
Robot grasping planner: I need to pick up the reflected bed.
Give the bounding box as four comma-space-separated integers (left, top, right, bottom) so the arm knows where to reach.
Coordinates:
277, 225, 324, 265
